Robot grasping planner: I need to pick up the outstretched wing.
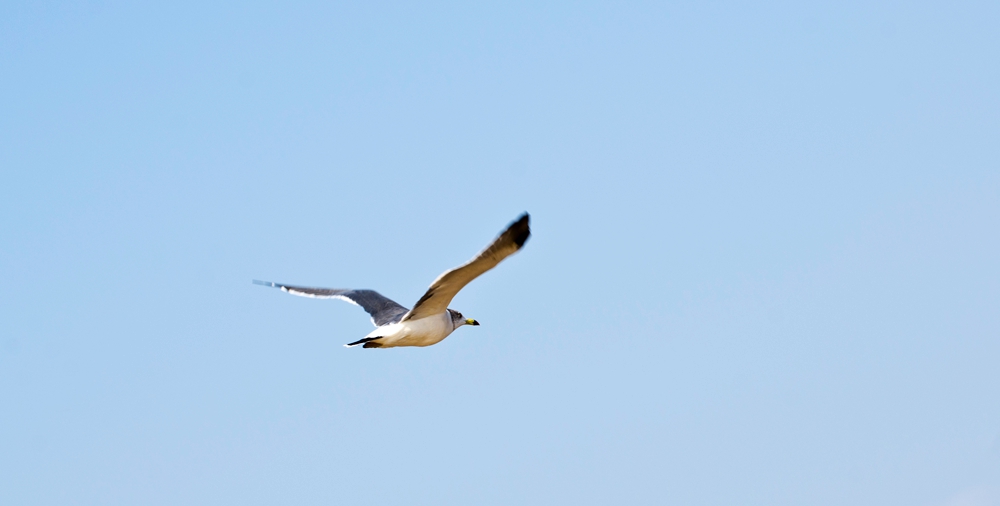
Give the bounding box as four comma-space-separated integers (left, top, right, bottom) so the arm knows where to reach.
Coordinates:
252, 280, 409, 327
401, 213, 530, 322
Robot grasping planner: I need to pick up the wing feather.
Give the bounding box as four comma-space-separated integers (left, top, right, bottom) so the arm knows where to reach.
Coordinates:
401, 213, 530, 322
252, 280, 408, 327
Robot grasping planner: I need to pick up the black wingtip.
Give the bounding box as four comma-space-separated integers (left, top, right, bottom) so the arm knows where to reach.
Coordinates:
511, 213, 531, 248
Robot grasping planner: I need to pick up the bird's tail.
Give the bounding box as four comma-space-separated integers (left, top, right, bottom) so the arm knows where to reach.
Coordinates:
344, 336, 382, 348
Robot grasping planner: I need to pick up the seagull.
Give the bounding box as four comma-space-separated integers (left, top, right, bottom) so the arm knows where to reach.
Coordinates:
254, 213, 530, 348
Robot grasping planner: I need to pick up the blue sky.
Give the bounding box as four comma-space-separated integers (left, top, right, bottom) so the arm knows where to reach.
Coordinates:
2, 1, 998, 505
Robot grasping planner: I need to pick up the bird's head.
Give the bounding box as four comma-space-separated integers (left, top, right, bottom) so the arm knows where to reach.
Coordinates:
448, 309, 480, 329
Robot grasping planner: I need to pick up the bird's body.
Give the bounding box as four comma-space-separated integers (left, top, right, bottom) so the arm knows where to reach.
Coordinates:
359, 311, 454, 348
254, 213, 530, 349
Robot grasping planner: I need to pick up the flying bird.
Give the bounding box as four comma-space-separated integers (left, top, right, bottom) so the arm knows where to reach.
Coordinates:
254, 213, 531, 348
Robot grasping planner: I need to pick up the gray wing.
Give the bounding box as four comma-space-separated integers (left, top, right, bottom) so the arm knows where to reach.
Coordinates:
252, 280, 409, 327
401, 213, 530, 322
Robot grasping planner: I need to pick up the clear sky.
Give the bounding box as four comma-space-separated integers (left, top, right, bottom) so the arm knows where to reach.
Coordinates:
2, 1, 998, 505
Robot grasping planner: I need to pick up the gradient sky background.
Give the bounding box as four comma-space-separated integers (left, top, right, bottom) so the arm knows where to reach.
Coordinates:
2, 1, 999, 505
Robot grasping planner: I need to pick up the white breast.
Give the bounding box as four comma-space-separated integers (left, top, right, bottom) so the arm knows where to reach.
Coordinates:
366, 312, 455, 348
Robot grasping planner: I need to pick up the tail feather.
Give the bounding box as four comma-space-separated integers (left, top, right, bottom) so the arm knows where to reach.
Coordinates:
345, 336, 381, 348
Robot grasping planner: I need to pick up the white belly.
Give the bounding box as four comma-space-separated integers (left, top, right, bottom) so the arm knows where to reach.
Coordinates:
366, 312, 455, 348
